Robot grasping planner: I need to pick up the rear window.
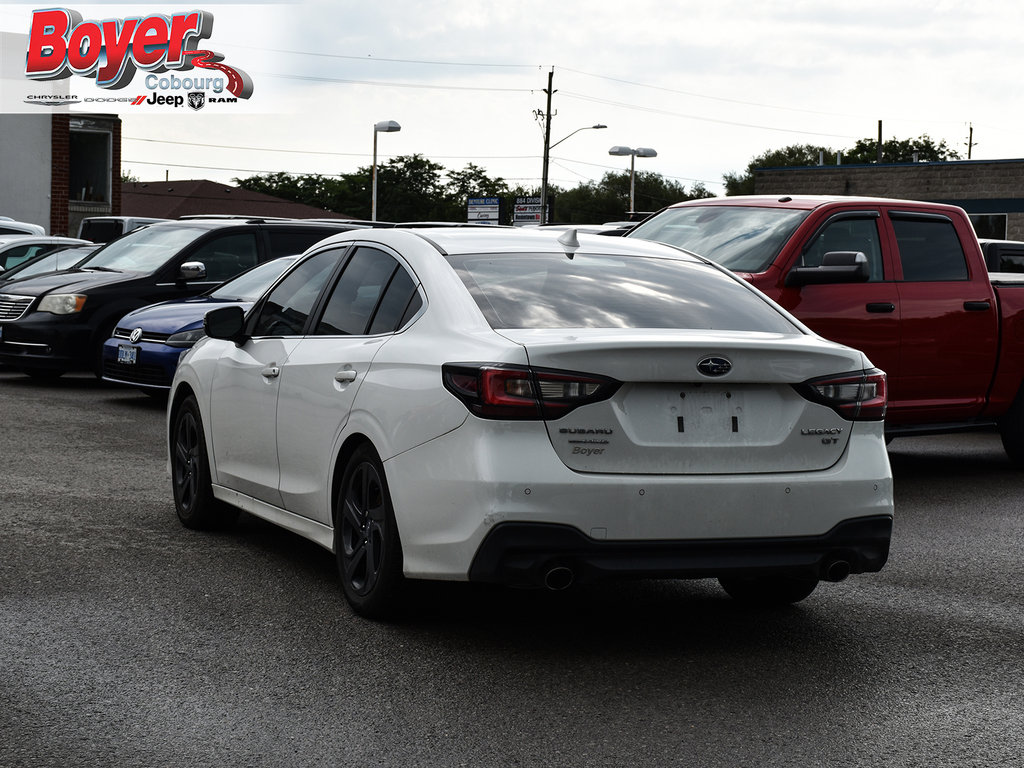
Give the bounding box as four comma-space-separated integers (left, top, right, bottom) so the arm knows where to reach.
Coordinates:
628, 205, 809, 273
445, 251, 800, 333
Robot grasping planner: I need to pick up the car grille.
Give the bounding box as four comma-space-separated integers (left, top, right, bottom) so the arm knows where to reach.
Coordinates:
0, 294, 33, 321
113, 327, 172, 343
103, 359, 171, 387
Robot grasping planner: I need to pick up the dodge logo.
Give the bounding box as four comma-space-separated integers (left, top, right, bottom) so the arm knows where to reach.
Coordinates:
697, 356, 732, 377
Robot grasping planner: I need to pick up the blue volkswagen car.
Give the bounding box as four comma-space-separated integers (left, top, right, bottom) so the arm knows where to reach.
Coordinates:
101, 255, 299, 394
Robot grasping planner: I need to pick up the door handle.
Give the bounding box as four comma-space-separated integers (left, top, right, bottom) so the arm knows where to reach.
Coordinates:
334, 369, 357, 383
260, 365, 280, 378
866, 302, 895, 313
964, 301, 991, 311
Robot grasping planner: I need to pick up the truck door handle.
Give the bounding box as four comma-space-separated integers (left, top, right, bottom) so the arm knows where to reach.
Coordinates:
866, 303, 895, 313
334, 369, 357, 383
260, 365, 280, 379
964, 301, 991, 311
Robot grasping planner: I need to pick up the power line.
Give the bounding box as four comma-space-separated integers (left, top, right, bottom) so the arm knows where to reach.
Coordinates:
559, 90, 860, 140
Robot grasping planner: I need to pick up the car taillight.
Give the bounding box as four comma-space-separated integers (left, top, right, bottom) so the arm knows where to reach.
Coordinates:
442, 364, 620, 420
796, 368, 887, 421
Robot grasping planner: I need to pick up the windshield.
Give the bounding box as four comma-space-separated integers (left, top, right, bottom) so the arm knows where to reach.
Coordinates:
446, 251, 800, 334
79, 224, 208, 273
628, 206, 810, 273
1, 246, 95, 280
209, 256, 299, 301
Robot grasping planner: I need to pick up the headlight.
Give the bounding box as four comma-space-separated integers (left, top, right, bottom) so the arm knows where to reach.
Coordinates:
165, 329, 206, 348
38, 294, 87, 314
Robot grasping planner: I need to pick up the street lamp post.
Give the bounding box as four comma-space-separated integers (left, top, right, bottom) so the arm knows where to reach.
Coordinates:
540, 123, 606, 224
608, 145, 657, 215
372, 119, 401, 221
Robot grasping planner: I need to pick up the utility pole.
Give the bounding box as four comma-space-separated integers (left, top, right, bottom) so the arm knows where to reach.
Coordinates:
539, 68, 555, 225
966, 123, 976, 159
877, 120, 883, 163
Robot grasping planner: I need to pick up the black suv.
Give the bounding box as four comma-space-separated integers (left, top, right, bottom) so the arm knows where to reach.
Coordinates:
0, 218, 355, 377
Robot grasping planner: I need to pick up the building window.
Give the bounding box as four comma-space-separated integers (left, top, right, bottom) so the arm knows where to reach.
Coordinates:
69, 130, 111, 203
968, 214, 1007, 240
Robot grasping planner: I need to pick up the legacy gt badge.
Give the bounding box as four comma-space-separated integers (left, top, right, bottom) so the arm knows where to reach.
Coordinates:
697, 356, 732, 377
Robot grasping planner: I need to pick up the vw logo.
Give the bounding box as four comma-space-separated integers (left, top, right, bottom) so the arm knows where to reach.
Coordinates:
697, 356, 732, 377
129, 328, 143, 343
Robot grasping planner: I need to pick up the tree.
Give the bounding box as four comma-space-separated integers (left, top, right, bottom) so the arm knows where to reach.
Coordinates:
554, 171, 713, 223
723, 144, 835, 196
843, 134, 961, 164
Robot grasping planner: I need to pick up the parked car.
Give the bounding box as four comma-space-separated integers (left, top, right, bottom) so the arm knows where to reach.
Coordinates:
0, 236, 91, 272
168, 227, 894, 619
0, 218, 356, 378
0, 217, 45, 236
0, 243, 99, 285
101, 255, 300, 393
77, 216, 170, 243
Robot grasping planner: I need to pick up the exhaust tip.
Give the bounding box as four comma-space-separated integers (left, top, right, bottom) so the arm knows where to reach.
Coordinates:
824, 559, 852, 583
544, 566, 574, 591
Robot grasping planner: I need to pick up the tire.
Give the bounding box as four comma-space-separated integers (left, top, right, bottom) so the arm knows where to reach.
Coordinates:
171, 395, 238, 530
999, 388, 1024, 467
334, 444, 404, 619
718, 574, 819, 606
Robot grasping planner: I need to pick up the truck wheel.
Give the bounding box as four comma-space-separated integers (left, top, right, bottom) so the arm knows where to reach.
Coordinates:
999, 389, 1024, 467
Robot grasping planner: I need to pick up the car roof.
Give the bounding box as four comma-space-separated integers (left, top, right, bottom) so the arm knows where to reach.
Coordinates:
0, 235, 89, 248
143, 218, 357, 232
310, 225, 704, 260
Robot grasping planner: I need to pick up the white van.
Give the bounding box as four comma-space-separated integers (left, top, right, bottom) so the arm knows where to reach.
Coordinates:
78, 216, 169, 243
0, 217, 46, 236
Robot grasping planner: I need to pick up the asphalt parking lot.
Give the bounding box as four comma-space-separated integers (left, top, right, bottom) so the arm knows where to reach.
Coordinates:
2, 370, 1022, 767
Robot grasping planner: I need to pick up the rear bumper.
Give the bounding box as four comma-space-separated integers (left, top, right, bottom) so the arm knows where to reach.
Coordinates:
468, 515, 892, 588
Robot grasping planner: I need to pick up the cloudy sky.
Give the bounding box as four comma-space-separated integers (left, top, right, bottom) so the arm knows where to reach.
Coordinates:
2, 1, 1020, 198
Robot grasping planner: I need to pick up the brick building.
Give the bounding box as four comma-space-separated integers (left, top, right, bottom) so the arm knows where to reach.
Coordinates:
0, 113, 122, 237
753, 158, 1024, 240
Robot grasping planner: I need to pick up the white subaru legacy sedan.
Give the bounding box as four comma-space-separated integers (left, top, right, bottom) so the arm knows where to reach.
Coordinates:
168, 227, 893, 618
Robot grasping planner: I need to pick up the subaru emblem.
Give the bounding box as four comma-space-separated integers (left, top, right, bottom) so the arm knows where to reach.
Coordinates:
697, 356, 732, 377
129, 327, 143, 343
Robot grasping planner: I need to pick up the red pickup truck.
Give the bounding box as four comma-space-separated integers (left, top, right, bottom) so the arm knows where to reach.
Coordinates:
627, 195, 1024, 464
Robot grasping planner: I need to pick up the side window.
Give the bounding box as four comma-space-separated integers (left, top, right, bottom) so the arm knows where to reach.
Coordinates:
250, 248, 343, 336
892, 216, 969, 281
368, 267, 421, 334
267, 229, 340, 260
315, 247, 400, 336
802, 217, 884, 281
189, 233, 259, 282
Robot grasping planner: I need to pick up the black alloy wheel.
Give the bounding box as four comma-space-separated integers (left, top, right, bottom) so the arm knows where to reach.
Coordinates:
336, 445, 403, 618
171, 395, 237, 529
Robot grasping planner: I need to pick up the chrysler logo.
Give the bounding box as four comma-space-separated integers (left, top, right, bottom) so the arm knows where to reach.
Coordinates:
129, 328, 143, 343
697, 356, 732, 377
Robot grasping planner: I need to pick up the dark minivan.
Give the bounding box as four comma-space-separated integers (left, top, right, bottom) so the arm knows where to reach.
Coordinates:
0, 218, 355, 377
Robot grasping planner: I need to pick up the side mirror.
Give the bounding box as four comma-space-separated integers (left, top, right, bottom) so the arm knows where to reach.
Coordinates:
786, 251, 870, 286
204, 305, 246, 343
179, 261, 207, 281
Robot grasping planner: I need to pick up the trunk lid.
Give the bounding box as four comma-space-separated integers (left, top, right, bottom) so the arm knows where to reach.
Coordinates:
498, 328, 864, 475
